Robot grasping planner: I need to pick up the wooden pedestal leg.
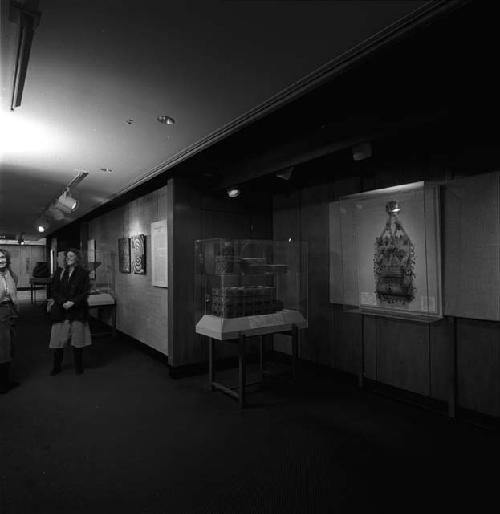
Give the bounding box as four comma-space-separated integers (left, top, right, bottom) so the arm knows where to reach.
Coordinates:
238, 334, 246, 408
209, 337, 215, 392
259, 335, 264, 380
359, 314, 365, 389
112, 305, 117, 339
291, 326, 298, 380
449, 316, 457, 420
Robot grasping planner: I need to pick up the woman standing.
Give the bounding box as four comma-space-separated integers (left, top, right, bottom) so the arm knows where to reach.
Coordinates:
49, 249, 91, 375
0, 248, 19, 393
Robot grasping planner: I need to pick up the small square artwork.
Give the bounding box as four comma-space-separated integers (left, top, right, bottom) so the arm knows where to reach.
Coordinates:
118, 237, 131, 273
87, 239, 96, 279
131, 234, 146, 274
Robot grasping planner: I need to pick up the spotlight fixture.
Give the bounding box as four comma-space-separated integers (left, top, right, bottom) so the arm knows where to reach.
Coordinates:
17, 233, 25, 245
352, 141, 372, 162
276, 166, 294, 181
386, 201, 401, 214
55, 189, 78, 213
227, 187, 240, 198
157, 115, 175, 125
36, 218, 48, 233
38, 171, 88, 226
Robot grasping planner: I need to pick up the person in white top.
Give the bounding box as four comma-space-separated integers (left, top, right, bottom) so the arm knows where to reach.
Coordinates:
0, 248, 19, 393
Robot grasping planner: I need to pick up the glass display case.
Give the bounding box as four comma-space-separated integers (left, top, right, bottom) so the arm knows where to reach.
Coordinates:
82, 248, 115, 306
330, 181, 442, 320
195, 238, 308, 340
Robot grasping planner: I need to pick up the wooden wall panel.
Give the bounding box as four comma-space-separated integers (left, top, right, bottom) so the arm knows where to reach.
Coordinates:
444, 172, 500, 320
89, 186, 169, 356
363, 315, 378, 380
457, 318, 500, 417
376, 318, 430, 396
330, 306, 361, 375
299, 184, 330, 365
429, 318, 451, 402
169, 178, 202, 367
273, 191, 300, 354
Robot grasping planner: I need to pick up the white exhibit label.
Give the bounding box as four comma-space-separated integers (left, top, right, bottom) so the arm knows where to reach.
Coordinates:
420, 295, 436, 312
151, 220, 168, 287
360, 292, 377, 306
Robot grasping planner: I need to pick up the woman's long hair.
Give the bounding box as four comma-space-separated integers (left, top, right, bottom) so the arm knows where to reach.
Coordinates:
0, 248, 18, 282
65, 248, 82, 265
0, 248, 11, 268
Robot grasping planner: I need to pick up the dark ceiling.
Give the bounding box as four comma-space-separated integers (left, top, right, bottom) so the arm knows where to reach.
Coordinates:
1, 0, 430, 239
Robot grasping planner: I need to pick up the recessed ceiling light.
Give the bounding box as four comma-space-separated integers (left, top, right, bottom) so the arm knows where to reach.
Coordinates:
227, 187, 240, 198
126, 119, 134, 125
157, 115, 175, 125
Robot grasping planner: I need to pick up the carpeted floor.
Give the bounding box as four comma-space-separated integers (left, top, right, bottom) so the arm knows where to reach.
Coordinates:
1, 302, 499, 514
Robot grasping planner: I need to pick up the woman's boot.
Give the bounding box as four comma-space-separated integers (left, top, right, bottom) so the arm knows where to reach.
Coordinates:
50, 349, 63, 376
73, 347, 83, 375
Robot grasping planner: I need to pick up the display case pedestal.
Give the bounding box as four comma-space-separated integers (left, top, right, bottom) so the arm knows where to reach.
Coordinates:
197, 310, 307, 408
88, 293, 116, 339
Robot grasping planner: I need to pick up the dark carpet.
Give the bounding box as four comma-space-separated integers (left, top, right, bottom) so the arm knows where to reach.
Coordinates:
1, 302, 499, 514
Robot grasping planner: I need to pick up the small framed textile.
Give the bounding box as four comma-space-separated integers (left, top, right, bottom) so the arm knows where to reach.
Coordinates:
131, 234, 146, 274
118, 238, 131, 273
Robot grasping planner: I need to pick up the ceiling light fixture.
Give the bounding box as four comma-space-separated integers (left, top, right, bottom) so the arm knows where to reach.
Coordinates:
157, 115, 175, 125
37, 171, 88, 229
352, 142, 372, 161
55, 189, 78, 213
227, 187, 240, 198
36, 217, 48, 233
386, 201, 401, 214
276, 166, 294, 180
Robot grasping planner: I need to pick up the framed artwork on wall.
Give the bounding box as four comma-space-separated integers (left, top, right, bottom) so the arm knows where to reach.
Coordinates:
118, 237, 131, 273
131, 234, 146, 274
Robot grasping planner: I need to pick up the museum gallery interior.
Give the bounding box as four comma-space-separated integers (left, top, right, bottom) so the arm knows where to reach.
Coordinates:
1, 1, 500, 512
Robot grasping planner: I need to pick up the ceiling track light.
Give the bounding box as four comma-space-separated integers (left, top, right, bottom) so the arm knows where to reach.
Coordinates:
276, 166, 294, 181
352, 141, 372, 162
157, 115, 175, 125
36, 217, 49, 233
37, 171, 88, 230
9, 3, 42, 111
55, 189, 78, 213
